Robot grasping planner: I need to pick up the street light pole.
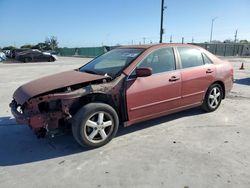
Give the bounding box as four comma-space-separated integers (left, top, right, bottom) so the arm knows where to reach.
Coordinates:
159, 0, 165, 43
210, 17, 218, 43
234, 29, 238, 43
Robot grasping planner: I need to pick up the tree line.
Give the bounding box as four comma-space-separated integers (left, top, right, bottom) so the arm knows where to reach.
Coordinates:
2, 36, 58, 51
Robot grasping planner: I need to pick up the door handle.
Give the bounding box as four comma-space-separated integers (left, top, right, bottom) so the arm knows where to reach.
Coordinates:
169, 76, 180, 82
206, 69, 213, 73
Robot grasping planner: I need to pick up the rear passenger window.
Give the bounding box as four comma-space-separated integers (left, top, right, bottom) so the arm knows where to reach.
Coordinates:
202, 53, 213, 64
178, 47, 204, 68
137, 48, 176, 74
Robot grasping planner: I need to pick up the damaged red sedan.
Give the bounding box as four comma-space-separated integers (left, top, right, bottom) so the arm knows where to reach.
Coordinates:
10, 44, 234, 148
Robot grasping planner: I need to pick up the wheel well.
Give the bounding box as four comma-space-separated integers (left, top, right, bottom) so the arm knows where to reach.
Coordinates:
71, 93, 120, 117
212, 81, 225, 99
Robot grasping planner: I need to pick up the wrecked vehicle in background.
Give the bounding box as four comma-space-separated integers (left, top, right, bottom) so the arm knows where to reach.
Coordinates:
16, 50, 57, 62
10, 44, 234, 148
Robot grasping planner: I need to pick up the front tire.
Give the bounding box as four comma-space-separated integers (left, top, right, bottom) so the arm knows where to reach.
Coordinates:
48, 56, 55, 62
202, 83, 223, 112
72, 103, 119, 148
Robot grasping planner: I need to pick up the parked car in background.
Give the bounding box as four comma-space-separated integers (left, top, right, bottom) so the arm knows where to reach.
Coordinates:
0, 52, 7, 61
16, 50, 57, 62
10, 44, 234, 148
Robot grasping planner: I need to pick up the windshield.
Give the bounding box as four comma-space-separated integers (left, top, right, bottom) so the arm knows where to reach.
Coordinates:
79, 48, 144, 78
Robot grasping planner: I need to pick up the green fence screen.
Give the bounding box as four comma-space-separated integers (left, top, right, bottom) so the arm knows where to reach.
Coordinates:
58, 44, 250, 57
58, 48, 77, 56
58, 46, 111, 57
77, 47, 106, 57
192, 43, 250, 56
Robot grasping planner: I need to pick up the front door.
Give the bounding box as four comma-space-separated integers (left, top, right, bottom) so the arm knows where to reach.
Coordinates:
126, 47, 181, 123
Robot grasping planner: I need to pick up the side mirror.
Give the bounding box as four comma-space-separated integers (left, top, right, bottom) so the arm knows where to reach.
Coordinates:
136, 67, 152, 77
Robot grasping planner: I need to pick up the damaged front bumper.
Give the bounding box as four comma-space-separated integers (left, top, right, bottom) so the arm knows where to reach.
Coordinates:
9, 87, 89, 132
9, 100, 49, 129
10, 99, 65, 131
10, 100, 29, 125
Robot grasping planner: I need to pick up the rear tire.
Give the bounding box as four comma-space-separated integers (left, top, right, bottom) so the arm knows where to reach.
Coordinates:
202, 83, 223, 112
72, 103, 119, 148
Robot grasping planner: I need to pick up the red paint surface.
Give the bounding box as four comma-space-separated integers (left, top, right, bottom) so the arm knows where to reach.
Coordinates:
123, 44, 233, 125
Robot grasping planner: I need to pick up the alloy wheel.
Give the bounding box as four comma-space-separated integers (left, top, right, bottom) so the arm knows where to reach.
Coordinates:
83, 111, 114, 144
208, 87, 221, 109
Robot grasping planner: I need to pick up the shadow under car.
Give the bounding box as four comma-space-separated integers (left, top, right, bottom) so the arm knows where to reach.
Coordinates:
0, 107, 203, 166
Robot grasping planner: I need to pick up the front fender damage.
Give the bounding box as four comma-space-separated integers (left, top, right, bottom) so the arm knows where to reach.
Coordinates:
22, 86, 92, 137
12, 74, 126, 138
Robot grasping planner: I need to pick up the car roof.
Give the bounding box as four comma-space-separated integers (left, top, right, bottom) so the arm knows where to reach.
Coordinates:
119, 43, 202, 49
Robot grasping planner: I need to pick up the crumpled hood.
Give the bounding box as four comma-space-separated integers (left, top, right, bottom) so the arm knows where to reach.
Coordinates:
13, 70, 107, 105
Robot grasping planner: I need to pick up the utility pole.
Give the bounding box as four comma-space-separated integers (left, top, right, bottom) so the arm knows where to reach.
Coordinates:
192, 37, 194, 43
210, 17, 218, 43
159, 0, 166, 43
234, 29, 238, 43
170, 35, 172, 43
182, 37, 184, 44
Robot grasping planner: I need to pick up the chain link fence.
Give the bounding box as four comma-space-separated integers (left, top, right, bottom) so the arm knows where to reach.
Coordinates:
57, 46, 110, 57
57, 43, 250, 57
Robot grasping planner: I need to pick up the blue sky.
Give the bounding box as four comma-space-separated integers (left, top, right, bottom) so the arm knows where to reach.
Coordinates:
0, 0, 249, 47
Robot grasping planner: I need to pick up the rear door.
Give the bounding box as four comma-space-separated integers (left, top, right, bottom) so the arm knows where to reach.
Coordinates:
32, 51, 42, 61
126, 47, 182, 123
177, 47, 216, 106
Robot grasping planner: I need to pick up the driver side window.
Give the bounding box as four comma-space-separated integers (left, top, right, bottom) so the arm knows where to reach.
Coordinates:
130, 48, 176, 78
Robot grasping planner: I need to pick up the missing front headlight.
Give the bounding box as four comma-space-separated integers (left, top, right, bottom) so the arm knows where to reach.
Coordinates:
38, 100, 61, 113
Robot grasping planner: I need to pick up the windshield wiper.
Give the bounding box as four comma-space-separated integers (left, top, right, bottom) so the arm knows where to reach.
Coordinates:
83, 69, 113, 79
104, 73, 113, 79
83, 70, 98, 75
